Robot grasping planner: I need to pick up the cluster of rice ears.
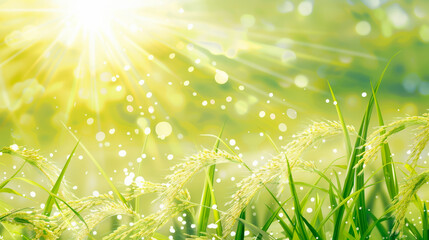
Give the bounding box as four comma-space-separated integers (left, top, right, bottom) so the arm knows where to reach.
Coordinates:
0, 110, 428, 239
0, 58, 428, 239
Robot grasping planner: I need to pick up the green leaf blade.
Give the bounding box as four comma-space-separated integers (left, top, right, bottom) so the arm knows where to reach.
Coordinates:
43, 141, 79, 216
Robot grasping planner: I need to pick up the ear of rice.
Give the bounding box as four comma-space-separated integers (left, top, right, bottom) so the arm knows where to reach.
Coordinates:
105, 150, 238, 239
0, 145, 75, 199
359, 113, 429, 169
222, 121, 354, 237
1, 146, 60, 185
0, 210, 59, 239
77, 200, 137, 240
124, 181, 166, 200
104, 190, 193, 240
406, 123, 429, 170
159, 149, 241, 205
392, 170, 429, 234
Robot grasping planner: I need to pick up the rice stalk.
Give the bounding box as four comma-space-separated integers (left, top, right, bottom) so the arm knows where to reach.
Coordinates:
222, 121, 354, 237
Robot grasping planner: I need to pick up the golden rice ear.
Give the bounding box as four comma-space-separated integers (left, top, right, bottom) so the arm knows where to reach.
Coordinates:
159, 149, 241, 205
103, 150, 239, 239
103, 190, 193, 240
392, 171, 429, 235
124, 181, 166, 201
77, 200, 137, 240
222, 121, 354, 237
0, 210, 59, 240
406, 123, 429, 170
359, 113, 429, 170
0, 145, 76, 199
46, 194, 118, 236
1, 146, 60, 185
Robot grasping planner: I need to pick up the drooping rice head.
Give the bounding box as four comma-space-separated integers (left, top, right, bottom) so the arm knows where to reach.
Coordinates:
0, 209, 59, 240
104, 190, 193, 240
99, 150, 238, 239
77, 199, 138, 240
222, 121, 355, 237
392, 170, 429, 235
0, 145, 75, 198
159, 149, 241, 206
359, 113, 429, 171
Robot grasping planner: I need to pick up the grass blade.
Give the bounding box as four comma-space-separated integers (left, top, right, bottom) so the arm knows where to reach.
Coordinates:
367, 211, 388, 237
0, 162, 26, 189
237, 215, 276, 240
276, 214, 293, 237
312, 194, 326, 237
134, 134, 148, 221
264, 203, 294, 238
203, 167, 223, 236
62, 123, 127, 205
316, 181, 383, 233
258, 199, 290, 240
370, 82, 399, 200
235, 209, 246, 240
197, 124, 224, 236
286, 155, 308, 240
329, 184, 338, 220
354, 159, 368, 236
405, 218, 422, 239
302, 215, 324, 240
327, 80, 352, 157
11, 177, 88, 229
363, 215, 391, 239
332, 52, 400, 239
43, 141, 79, 216
0, 188, 23, 197
422, 202, 429, 239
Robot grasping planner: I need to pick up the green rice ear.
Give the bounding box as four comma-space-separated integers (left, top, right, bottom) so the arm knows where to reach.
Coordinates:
359, 113, 429, 171
392, 171, 429, 235
222, 121, 354, 237
1, 146, 61, 187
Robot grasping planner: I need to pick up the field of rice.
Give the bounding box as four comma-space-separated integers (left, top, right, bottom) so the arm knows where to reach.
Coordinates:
0, 0, 428, 239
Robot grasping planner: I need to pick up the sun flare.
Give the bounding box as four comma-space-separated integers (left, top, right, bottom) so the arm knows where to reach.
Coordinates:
70, 0, 115, 31
57, 0, 147, 34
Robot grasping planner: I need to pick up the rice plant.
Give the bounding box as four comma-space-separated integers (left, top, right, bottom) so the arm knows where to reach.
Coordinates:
1, 0, 428, 239
1, 60, 429, 239
0, 102, 428, 239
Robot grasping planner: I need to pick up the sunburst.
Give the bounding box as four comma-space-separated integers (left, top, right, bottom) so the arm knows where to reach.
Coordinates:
0, 0, 387, 144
